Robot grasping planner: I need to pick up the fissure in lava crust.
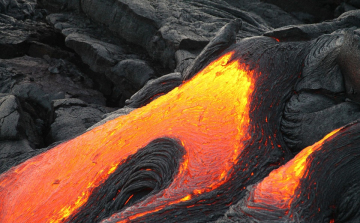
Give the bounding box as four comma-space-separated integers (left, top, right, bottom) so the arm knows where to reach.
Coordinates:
1, 37, 319, 223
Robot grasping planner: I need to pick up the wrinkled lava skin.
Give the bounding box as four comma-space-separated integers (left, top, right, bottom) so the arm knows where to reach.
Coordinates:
219, 121, 360, 223
0, 35, 337, 223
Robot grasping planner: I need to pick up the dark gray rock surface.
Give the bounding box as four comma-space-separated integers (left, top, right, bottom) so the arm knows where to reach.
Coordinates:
109, 59, 155, 89
0, 94, 23, 140
264, 10, 360, 41
263, 0, 341, 22
65, 33, 129, 74
0, 14, 57, 58
43, 0, 302, 70
45, 12, 167, 107
0, 0, 46, 20
125, 72, 182, 108
174, 50, 198, 74
87, 107, 135, 131
0, 55, 106, 105
0, 139, 34, 172
0, 94, 41, 155
48, 98, 109, 143
281, 92, 360, 152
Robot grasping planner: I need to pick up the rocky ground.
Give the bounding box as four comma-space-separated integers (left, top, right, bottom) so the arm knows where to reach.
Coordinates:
0, 0, 359, 172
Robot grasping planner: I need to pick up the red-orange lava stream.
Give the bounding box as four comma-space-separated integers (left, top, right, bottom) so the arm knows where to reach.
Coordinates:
0, 51, 256, 223
248, 128, 341, 210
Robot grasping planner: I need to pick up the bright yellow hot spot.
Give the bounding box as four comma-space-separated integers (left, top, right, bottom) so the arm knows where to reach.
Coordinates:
0, 51, 255, 223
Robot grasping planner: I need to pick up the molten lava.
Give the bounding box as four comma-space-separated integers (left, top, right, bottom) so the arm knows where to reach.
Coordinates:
0, 51, 256, 222
245, 128, 340, 214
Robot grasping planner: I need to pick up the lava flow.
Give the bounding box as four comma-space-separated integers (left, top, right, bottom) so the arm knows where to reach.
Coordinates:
224, 125, 358, 222
217, 120, 360, 222
0, 51, 257, 222
250, 128, 340, 210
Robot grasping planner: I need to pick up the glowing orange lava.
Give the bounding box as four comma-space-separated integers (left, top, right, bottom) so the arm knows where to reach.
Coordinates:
249, 128, 340, 210
0, 51, 255, 223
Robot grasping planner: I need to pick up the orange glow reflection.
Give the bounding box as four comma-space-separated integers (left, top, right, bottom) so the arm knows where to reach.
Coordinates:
0, 51, 255, 222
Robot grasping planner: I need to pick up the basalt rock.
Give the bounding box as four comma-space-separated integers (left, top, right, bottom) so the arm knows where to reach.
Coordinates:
46, 0, 302, 70
0, 139, 34, 173
0, 55, 111, 149
87, 107, 135, 131
0, 55, 106, 106
47, 98, 109, 143
65, 33, 131, 74
264, 10, 360, 41
0, 94, 26, 140
335, 2, 358, 17
183, 19, 242, 80
278, 26, 360, 152
0, 14, 58, 59
109, 59, 155, 90
46, 12, 163, 106
281, 91, 360, 153
262, 0, 342, 22
125, 72, 182, 108
0, 94, 42, 149
1, 0, 46, 20
174, 50, 198, 74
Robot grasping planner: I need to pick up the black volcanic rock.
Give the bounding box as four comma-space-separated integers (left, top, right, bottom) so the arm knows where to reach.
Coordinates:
0, 139, 34, 173
0, 56, 106, 106
335, 2, 358, 17
47, 98, 109, 143
281, 92, 360, 152
0, 94, 42, 148
264, 10, 360, 41
338, 29, 360, 102
125, 72, 182, 108
49, 0, 301, 70
262, 0, 342, 22
87, 107, 135, 131
0, 54, 110, 149
224, 0, 302, 27
1, 0, 46, 20
109, 59, 155, 90
295, 33, 345, 93
46, 12, 162, 106
174, 50, 198, 74
11, 83, 52, 115
0, 94, 24, 140
278, 26, 360, 153
27, 41, 74, 59
65, 33, 129, 74
183, 19, 242, 80
0, 14, 57, 59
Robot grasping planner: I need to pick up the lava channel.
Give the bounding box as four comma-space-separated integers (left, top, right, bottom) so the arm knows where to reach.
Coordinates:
0, 51, 257, 223
220, 121, 360, 222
